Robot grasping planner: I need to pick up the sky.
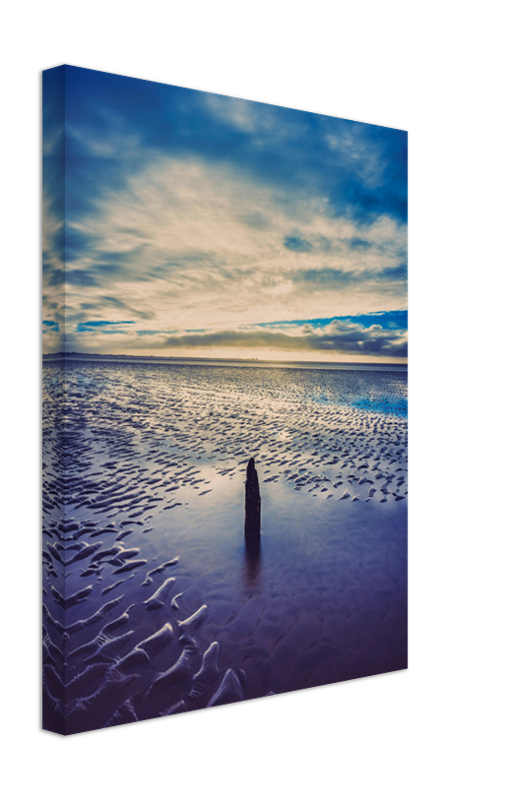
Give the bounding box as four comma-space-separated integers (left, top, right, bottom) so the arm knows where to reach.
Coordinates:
43, 66, 407, 363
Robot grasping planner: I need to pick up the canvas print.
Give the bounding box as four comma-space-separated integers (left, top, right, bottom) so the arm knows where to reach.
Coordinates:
42, 66, 408, 735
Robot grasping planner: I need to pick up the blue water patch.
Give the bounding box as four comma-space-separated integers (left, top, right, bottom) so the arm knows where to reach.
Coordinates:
351, 395, 408, 417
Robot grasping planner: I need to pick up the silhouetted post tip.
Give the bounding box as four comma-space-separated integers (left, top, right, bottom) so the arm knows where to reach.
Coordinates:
244, 456, 261, 538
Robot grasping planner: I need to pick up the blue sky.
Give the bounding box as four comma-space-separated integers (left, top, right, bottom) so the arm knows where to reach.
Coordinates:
43, 65, 407, 361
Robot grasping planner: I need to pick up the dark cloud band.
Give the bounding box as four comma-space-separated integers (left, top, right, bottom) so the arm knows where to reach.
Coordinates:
152, 325, 407, 358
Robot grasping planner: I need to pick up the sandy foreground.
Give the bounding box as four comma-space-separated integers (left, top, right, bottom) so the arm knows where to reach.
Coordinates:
42, 360, 407, 734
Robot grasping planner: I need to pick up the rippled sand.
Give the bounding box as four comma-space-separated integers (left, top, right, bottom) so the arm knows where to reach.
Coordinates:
42, 361, 407, 734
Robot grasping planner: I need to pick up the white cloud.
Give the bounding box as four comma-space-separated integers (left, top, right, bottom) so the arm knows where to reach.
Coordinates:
60, 155, 407, 356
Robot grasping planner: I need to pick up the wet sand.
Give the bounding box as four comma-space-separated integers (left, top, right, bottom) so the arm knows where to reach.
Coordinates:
42, 360, 407, 734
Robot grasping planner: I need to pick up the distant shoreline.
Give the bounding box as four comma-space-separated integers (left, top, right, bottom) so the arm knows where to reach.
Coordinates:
42, 352, 407, 373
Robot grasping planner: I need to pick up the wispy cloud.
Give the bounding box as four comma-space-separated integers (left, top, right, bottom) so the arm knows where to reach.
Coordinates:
324, 121, 388, 191
60, 157, 406, 337
203, 91, 312, 153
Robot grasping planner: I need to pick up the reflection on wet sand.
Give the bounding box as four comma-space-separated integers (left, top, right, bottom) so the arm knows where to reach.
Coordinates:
244, 537, 262, 586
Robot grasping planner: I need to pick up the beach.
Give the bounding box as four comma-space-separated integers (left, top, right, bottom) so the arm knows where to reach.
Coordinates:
42, 359, 407, 734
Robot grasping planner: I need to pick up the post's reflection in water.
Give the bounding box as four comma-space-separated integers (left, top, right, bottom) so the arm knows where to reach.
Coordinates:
244, 536, 262, 586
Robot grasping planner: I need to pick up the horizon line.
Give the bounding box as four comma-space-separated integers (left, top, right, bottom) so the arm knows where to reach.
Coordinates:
42, 351, 408, 369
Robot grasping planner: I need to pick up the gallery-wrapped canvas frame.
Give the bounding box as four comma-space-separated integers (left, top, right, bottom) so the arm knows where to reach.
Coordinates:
42, 65, 407, 735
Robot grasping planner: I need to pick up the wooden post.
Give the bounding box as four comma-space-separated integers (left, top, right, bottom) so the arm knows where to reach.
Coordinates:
244, 457, 261, 538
